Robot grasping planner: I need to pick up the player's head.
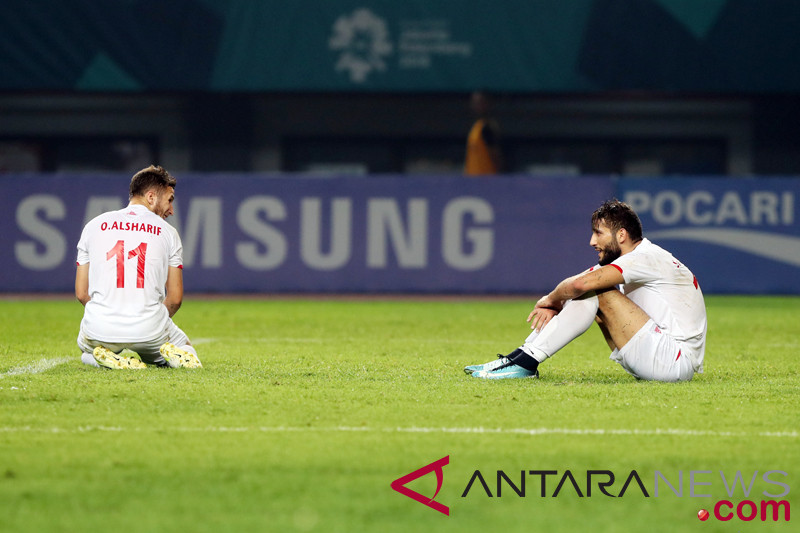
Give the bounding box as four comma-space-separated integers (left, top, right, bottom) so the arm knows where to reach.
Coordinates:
590, 199, 643, 265
591, 199, 643, 243
129, 165, 177, 218
130, 165, 176, 198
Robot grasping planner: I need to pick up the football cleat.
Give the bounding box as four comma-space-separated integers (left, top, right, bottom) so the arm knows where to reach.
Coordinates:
159, 343, 202, 369
464, 348, 526, 375
471, 360, 539, 380
464, 354, 511, 374
93, 346, 147, 370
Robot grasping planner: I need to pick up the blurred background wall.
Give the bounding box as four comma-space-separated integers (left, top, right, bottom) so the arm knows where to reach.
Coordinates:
2, 1, 799, 294
1, 0, 798, 176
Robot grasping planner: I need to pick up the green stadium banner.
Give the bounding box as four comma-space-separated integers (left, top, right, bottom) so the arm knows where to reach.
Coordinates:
1, 0, 798, 93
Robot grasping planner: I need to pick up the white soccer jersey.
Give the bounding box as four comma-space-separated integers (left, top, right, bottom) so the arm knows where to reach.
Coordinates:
610, 238, 707, 372
76, 204, 183, 343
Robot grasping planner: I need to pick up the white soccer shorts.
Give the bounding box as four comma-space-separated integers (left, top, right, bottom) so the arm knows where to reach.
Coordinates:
609, 319, 694, 382
77, 319, 191, 365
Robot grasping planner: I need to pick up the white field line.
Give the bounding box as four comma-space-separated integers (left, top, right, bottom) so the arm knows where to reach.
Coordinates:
187, 337, 324, 345
0, 357, 72, 379
0, 425, 796, 439
190, 337, 500, 345
189, 338, 218, 345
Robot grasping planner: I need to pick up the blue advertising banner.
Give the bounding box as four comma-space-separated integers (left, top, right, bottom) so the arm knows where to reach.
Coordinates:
3, 174, 798, 294
1, 175, 613, 294
619, 178, 800, 294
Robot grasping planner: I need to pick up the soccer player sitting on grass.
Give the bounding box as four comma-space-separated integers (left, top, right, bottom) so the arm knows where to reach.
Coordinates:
466, 199, 706, 382
75, 165, 201, 370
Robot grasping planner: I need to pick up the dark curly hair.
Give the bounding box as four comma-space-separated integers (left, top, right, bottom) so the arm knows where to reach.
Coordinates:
129, 165, 176, 199
591, 199, 643, 243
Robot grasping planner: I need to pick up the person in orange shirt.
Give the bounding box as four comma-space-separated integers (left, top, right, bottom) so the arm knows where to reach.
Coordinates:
464, 91, 503, 176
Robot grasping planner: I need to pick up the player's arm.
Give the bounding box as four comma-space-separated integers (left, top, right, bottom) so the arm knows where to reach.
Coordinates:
542, 265, 624, 305
75, 263, 90, 306
163, 266, 183, 318
564, 265, 625, 298
527, 266, 624, 329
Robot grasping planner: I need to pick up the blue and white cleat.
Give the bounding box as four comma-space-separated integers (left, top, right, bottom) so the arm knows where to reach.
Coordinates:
472, 361, 539, 380
464, 355, 511, 375
464, 348, 528, 375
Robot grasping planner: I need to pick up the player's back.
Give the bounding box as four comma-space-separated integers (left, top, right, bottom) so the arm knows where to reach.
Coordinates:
77, 204, 182, 342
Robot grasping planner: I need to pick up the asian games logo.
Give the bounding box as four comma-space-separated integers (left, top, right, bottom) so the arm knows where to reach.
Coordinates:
328, 8, 393, 83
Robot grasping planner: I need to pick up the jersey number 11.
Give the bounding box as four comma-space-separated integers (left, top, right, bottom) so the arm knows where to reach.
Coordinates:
106, 240, 148, 289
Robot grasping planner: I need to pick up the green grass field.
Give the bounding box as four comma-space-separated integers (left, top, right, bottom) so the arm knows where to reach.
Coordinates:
0, 295, 797, 533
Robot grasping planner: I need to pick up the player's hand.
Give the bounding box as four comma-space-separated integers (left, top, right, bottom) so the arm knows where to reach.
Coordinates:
526, 295, 563, 331
527, 306, 558, 331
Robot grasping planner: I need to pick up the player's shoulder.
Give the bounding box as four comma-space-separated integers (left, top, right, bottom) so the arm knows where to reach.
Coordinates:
614, 238, 661, 268
137, 210, 180, 240
152, 215, 181, 242
641, 239, 678, 261
630, 239, 690, 274
162, 221, 180, 239
631, 238, 668, 257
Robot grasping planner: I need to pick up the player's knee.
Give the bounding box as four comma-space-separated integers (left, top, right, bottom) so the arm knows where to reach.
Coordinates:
596, 288, 632, 312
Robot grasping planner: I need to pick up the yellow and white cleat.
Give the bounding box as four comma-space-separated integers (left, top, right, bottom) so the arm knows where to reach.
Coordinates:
93, 346, 147, 370
159, 343, 202, 369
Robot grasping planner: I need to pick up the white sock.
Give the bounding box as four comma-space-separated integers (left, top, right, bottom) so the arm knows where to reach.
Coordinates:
180, 344, 198, 357
81, 352, 101, 368
521, 292, 599, 362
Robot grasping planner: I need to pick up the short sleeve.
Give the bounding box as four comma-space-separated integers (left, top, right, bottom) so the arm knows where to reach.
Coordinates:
611, 250, 657, 285
167, 225, 183, 268
76, 225, 91, 265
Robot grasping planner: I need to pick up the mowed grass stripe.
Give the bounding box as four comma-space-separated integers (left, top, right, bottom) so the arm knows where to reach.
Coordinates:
1, 425, 797, 438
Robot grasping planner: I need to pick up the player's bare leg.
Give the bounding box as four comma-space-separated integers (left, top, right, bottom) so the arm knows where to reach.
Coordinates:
594, 289, 651, 351
597, 288, 693, 382
594, 315, 617, 351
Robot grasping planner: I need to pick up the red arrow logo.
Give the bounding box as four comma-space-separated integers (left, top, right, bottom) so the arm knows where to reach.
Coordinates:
390, 455, 450, 516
